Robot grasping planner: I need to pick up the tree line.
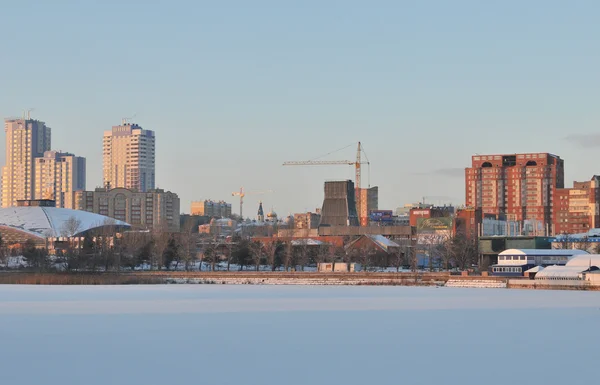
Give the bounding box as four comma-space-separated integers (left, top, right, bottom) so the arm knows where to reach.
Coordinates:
0, 215, 481, 273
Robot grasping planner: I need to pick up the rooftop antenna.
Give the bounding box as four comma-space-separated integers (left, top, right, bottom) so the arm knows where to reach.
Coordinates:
121, 112, 138, 125
23, 108, 35, 120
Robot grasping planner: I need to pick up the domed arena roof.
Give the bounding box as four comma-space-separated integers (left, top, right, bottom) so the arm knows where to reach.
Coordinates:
0, 207, 130, 241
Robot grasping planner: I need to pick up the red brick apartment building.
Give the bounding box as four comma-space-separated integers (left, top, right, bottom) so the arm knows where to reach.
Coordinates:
554, 176, 600, 235
465, 153, 564, 228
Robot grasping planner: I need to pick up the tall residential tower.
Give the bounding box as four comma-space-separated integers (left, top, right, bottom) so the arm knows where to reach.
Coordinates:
103, 121, 155, 192
34, 151, 86, 208
465, 153, 564, 228
2, 118, 51, 207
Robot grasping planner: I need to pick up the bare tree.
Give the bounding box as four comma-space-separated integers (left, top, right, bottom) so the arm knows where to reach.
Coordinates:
152, 227, 170, 270
60, 216, 82, 238
202, 238, 220, 272
231, 238, 251, 271
281, 241, 294, 271
178, 219, 198, 271
554, 234, 574, 250
314, 243, 331, 266
263, 240, 280, 272
445, 234, 478, 271
293, 240, 311, 271
250, 241, 263, 271
390, 247, 406, 272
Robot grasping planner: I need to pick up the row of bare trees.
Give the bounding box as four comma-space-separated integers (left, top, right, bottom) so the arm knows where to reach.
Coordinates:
1, 214, 482, 272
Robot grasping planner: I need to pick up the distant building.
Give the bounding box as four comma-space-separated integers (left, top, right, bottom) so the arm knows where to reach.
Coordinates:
319, 180, 359, 227
199, 218, 237, 237
553, 176, 600, 235
103, 122, 155, 192
294, 212, 321, 230
409, 206, 454, 227
16, 199, 56, 207
33, 151, 86, 208
454, 207, 482, 238
74, 187, 180, 232
191, 200, 232, 217
358, 187, 378, 226
2, 118, 51, 207
466, 153, 564, 229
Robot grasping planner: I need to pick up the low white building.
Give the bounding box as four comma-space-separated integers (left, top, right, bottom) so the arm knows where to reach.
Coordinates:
535, 255, 600, 283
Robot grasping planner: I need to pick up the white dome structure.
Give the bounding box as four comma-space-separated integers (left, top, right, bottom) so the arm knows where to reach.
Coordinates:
0, 207, 130, 244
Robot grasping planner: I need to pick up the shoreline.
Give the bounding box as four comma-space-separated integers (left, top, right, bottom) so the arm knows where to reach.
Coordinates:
0, 271, 598, 290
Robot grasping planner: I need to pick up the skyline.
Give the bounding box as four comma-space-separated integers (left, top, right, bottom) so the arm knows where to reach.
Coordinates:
1, 0, 599, 216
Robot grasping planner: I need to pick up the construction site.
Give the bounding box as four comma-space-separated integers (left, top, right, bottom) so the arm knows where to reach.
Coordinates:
280, 142, 413, 240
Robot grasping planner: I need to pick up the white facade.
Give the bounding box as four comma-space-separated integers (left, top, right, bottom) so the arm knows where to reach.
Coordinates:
103, 123, 155, 192
0, 206, 129, 239
497, 248, 588, 267
34, 151, 86, 208
1, 118, 51, 207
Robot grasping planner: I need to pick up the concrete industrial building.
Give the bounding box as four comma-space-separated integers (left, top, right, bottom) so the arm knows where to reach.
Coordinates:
2, 118, 52, 207
33, 151, 86, 209
74, 187, 180, 232
319, 180, 359, 227
466, 153, 564, 229
553, 176, 600, 235
190, 200, 232, 217
103, 122, 155, 192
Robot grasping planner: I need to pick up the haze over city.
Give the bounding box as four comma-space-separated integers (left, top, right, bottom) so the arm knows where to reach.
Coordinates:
1, 0, 598, 215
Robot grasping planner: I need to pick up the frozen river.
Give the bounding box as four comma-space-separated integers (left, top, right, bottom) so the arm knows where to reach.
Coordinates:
0, 285, 598, 385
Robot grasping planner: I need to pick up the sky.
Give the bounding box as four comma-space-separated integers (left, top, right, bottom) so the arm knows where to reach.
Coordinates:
1, 0, 599, 217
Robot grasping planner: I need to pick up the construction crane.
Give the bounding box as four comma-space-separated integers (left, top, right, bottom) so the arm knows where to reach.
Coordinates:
283, 142, 370, 225
232, 187, 273, 219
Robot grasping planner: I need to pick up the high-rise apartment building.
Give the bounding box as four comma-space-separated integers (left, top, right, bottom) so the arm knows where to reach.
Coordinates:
2, 118, 51, 207
465, 153, 564, 227
33, 151, 86, 208
103, 122, 155, 192
74, 187, 180, 232
553, 176, 600, 235
190, 200, 232, 217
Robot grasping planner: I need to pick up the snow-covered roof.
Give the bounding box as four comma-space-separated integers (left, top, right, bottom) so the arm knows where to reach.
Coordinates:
346, 235, 400, 253
565, 255, 600, 268
535, 266, 587, 279
0, 207, 130, 238
291, 239, 325, 246
367, 235, 400, 251
498, 249, 589, 257
524, 266, 544, 274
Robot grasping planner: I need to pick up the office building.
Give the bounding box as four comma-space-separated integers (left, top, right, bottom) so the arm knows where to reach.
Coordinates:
190, 200, 232, 217
2, 117, 51, 207
33, 151, 86, 208
466, 153, 564, 228
553, 176, 600, 235
74, 187, 180, 232
103, 121, 155, 192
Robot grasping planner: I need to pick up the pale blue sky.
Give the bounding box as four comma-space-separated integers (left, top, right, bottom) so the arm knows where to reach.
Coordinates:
1, 0, 599, 216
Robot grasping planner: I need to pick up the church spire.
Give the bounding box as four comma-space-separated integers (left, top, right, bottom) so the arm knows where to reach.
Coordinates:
257, 201, 265, 222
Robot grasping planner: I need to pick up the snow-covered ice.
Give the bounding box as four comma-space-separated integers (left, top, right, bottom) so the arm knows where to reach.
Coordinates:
0, 285, 599, 385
